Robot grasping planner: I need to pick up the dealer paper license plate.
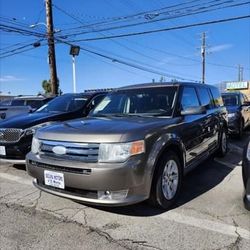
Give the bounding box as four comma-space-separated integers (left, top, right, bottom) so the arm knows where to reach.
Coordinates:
44, 170, 65, 189
0, 146, 6, 156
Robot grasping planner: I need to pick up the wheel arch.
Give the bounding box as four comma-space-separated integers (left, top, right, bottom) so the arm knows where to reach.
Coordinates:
146, 137, 185, 194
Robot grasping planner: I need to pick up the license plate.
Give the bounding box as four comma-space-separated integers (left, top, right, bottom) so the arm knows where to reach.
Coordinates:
0, 146, 6, 156
44, 170, 65, 189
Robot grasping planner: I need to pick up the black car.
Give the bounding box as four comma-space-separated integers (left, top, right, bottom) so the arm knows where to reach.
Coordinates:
242, 141, 250, 210
0, 92, 106, 164
26, 82, 228, 209
221, 92, 250, 137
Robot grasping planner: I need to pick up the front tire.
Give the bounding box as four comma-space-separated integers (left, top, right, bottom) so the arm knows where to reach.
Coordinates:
149, 151, 183, 209
217, 128, 227, 157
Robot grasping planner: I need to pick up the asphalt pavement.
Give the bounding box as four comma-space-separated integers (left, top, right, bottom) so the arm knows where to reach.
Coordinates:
0, 135, 249, 250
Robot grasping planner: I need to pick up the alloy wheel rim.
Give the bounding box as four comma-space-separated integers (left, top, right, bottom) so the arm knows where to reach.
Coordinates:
162, 159, 179, 200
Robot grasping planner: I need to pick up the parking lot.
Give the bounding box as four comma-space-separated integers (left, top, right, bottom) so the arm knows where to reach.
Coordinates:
0, 135, 250, 250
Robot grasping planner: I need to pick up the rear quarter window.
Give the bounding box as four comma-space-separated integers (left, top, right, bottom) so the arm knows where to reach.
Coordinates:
11, 99, 25, 106
209, 87, 223, 107
26, 100, 44, 109
197, 87, 214, 109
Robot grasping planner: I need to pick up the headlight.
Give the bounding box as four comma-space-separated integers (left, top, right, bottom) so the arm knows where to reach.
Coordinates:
25, 122, 54, 136
98, 140, 145, 163
31, 137, 41, 154
247, 142, 250, 161
228, 113, 236, 118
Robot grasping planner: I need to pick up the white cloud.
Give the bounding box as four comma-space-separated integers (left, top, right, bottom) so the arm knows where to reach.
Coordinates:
0, 75, 24, 82
207, 44, 233, 53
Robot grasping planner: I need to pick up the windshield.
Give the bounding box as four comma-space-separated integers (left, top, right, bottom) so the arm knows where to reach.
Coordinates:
222, 94, 240, 106
36, 94, 89, 113
91, 86, 177, 117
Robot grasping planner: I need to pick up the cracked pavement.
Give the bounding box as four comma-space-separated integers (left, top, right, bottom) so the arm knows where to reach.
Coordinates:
0, 137, 250, 249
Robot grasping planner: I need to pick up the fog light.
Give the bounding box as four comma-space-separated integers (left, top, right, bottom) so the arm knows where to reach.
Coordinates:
97, 190, 128, 200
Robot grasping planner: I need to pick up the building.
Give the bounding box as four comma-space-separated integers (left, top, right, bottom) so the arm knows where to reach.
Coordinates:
225, 81, 250, 98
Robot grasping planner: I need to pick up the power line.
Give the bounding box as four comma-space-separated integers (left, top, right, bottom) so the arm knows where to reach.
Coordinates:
55, 0, 213, 33
50, 4, 200, 80
67, 14, 250, 42
56, 38, 200, 82
0, 39, 39, 51
0, 43, 45, 59
57, 1, 249, 37
0, 23, 46, 38
82, 43, 199, 79
51, 2, 198, 77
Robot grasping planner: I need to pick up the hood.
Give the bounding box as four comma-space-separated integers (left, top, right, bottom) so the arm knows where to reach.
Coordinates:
36, 116, 179, 143
0, 112, 65, 129
225, 106, 240, 114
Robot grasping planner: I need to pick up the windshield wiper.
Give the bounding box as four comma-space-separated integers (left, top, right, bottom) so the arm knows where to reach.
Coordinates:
111, 113, 146, 117
91, 114, 114, 118
152, 111, 171, 117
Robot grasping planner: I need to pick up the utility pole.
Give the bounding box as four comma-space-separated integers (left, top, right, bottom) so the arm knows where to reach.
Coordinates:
201, 32, 206, 84
45, 0, 58, 95
238, 64, 243, 81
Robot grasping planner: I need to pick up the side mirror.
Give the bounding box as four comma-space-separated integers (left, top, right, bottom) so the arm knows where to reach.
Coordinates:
181, 106, 206, 116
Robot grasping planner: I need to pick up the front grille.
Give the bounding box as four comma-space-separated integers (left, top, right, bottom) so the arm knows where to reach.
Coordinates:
40, 140, 100, 163
29, 160, 92, 175
0, 128, 23, 143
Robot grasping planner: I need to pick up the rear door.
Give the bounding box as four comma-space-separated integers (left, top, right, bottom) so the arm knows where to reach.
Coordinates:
197, 86, 219, 150
178, 86, 207, 164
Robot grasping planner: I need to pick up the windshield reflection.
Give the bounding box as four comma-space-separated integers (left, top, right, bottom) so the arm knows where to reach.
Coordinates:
36, 94, 88, 113
91, 87, 177, 117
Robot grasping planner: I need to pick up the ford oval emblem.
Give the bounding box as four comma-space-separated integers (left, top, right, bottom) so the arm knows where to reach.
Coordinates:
52, 145, 67, 155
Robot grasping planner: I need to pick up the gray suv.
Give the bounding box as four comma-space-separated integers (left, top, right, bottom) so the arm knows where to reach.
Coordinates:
26, 82, 228, 209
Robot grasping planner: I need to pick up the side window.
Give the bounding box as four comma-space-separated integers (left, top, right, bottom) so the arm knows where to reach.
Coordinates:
209, 87, 223, 107
90, 94, 105, 107
87, 94, 106, 113
240, 94, 245, 105
181, 87, 200, 110
26, 100, 43, 109
11, 99, 25, 106
197, 87, 213, 109
244, 94, 249, 103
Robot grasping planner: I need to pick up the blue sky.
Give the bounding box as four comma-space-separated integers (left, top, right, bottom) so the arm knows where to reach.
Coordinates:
0, 0, 250, 95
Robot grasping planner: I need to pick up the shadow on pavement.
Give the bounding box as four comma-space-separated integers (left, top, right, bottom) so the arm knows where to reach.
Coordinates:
174, 158, 233, 208
13, 164, 26, 170
84, 157, 234, 217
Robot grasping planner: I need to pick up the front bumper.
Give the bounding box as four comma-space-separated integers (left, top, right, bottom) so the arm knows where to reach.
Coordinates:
0, 135, 32, 162
26, 152, 150, 206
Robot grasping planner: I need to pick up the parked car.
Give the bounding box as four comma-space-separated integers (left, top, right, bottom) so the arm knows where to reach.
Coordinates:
242, 141, 250, 210
0, 92, 107, 164
26, 82, 228, 209
221, 92, 250, 137
0, 95, 53, 120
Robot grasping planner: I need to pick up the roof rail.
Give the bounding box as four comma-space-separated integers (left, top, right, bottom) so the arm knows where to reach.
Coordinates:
84, 88, 115, 93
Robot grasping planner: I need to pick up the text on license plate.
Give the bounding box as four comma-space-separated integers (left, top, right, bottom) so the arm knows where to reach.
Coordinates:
44, 170, 65, 189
